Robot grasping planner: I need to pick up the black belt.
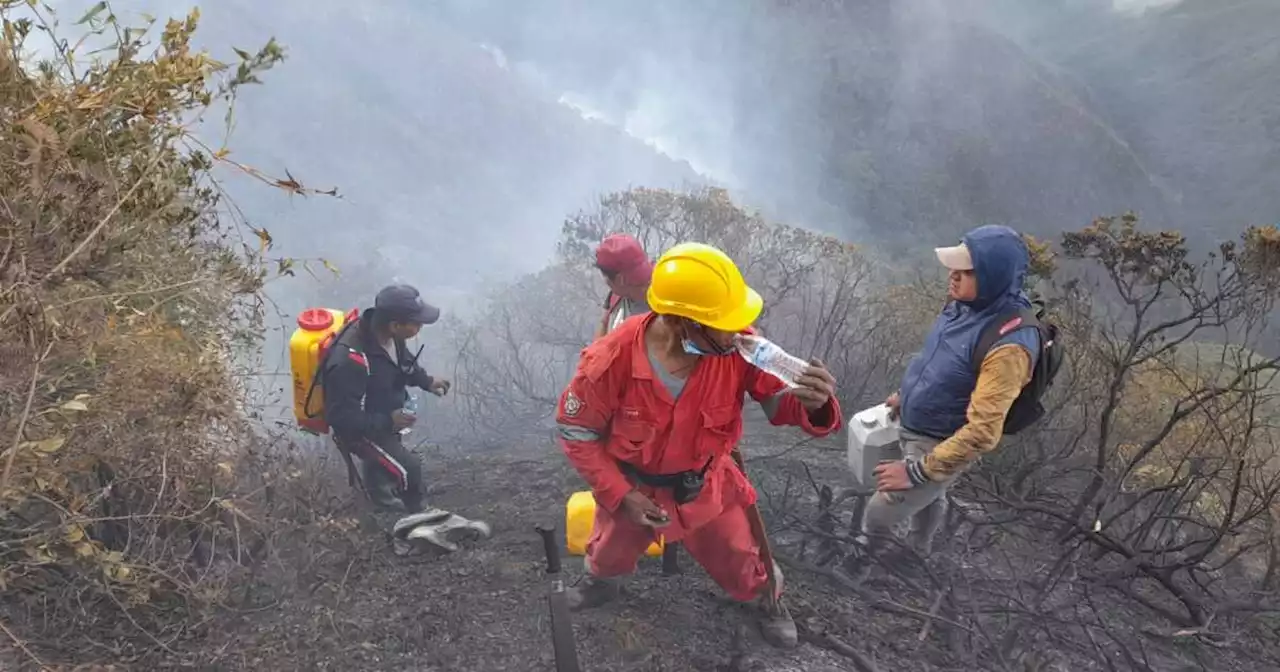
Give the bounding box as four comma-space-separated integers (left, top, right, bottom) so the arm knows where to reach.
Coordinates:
618, 457, 714, 504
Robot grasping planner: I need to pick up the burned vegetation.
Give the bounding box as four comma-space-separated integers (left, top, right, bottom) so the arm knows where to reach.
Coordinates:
448, 192, 1280, 670
2, 3, 1280, 671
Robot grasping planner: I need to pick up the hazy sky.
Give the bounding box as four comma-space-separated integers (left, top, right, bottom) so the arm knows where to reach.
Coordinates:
27, 0, 1277, 382
18, 0, 1278, 432
1112, 0, 1182, 13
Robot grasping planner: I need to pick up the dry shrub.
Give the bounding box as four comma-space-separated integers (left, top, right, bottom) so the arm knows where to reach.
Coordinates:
931, 216, 1280, 667
448, 263, 602, 441
0, 5, 331, 665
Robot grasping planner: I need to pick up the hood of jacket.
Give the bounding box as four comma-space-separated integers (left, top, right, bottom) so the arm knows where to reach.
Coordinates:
962, 224, 1030, 312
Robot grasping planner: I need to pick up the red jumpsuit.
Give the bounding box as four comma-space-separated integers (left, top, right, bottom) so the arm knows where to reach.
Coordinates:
556, 314, 842, 601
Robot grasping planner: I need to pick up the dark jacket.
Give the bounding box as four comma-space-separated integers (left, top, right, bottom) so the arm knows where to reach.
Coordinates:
898, 225, 1041, 439
322, 308, 435, 442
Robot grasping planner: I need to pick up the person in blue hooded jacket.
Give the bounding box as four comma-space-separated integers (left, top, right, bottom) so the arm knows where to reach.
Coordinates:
864, 225, 1041, 556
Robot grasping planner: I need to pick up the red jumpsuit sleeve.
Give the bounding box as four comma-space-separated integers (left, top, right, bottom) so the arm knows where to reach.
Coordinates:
744, 365, 843, 437
556, 347, 632, 513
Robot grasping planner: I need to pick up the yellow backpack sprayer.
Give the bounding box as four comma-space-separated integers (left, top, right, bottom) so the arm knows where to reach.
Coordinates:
288, 307, 358, 434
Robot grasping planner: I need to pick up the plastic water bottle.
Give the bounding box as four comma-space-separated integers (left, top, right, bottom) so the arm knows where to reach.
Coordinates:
733, 334, 808, 388
399, 393, 419, 436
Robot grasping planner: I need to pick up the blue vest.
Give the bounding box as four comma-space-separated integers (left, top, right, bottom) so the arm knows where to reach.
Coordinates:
898, 296, 1039, 439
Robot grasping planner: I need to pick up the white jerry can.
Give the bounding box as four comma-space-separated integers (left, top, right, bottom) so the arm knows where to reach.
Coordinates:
847, 403, 901, 489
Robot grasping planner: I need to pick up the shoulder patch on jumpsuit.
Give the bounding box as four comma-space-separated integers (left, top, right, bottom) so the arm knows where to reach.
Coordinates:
563, 391, 584, 417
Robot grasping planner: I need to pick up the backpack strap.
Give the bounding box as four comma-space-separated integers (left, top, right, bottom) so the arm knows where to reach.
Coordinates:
971, 306, 1043, 374
605, 291, 622, 311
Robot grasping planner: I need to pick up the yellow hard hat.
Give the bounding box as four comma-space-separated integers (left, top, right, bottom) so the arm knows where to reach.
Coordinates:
646, 242, 763, 332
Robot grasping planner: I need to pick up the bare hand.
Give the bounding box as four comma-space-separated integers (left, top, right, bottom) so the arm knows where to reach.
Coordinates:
429, 379, 451, 397
873, 460, 912, 492
390, 409, 417, 430
791, 358, 837, 411
885, 391, 900, 421
621, 490, 670, 528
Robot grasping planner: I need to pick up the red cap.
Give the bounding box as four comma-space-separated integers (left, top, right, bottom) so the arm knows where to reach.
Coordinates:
297, 308, 334, 331
595, 233, 653, 286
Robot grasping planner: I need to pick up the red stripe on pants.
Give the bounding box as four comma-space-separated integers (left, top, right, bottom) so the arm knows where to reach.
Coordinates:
366, 441, 408, 491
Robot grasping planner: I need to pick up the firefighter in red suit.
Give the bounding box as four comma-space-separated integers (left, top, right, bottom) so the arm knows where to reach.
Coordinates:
555, 242, 842, 648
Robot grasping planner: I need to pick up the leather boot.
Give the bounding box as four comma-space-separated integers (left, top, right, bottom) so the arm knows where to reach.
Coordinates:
758, 597, 798, 649
756, 562, 797, 648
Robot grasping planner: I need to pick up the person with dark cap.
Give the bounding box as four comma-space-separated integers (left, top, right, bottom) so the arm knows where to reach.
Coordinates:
593, 233, 654, 340
322, 284, 450, 512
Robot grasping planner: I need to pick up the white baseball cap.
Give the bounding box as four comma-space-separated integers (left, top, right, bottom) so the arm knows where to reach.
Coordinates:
935, 242, 973, 271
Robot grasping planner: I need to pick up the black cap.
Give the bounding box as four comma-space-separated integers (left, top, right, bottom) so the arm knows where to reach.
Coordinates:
374, 284, 440, 325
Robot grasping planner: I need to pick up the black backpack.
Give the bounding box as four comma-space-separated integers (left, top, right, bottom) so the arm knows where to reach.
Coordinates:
971, 301, 1064, 435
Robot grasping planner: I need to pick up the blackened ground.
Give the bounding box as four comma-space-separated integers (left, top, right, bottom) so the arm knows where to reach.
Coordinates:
205, 443, 865, 672
197, 432, 1277, 672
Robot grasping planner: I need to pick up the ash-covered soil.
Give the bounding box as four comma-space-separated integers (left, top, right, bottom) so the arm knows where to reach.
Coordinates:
203, 443, 888, 672
189, 432, 1270, 672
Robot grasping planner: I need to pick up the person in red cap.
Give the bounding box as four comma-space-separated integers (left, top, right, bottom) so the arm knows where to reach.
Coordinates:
593, 233, 654, 340
591, 233, 690, 573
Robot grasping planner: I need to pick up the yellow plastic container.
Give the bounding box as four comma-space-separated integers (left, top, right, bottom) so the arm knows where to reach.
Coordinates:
565, 490, 664, 557
289, 307, 351, 434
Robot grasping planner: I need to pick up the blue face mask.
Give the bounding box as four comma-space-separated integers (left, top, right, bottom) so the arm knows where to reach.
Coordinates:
682, 338, 712, 356
681, 323, 732, 357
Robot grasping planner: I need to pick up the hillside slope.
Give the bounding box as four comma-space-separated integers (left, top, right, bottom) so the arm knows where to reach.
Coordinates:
1034, 0, 1280, 240
761, 6, 1179, 250
425, 0, 1276, 255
